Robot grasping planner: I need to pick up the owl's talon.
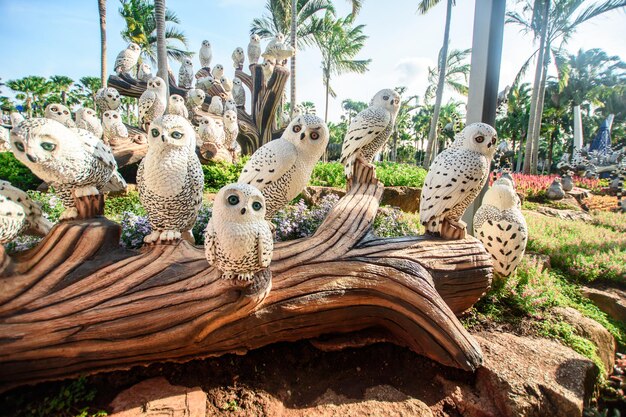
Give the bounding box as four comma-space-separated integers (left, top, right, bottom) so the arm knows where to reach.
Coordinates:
59, 208, 78, 221
74, 186, 100, 198
159, 230, 181, 242
143, 231, 161, 244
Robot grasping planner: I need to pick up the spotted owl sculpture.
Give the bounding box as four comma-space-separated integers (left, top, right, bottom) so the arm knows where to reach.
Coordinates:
167, 94, 189, 118
474, 178, 527, 277
114, 43, 141, 76
95, 87, 121, 113
239, 115, 329, 219
139, 77, 167, 131
261, 60, 274, 85
232, 78, 245, 107
197, 116, 224, 147
232, 47, 245, 69
262, 33, 295, 65
102, 110, 129, 146
178, 58, 194, 89
340, 89, 401, 181
138, 115, 203, 243
0, 180, 53, 244
420, 123, 498, 237
10, 118, 127, 220
223, 110, 239, 146
208, 96, 223, 115
223, 98, 237, 114
0, 126, 10, 152
199, 40, 212, 68
212, 64, 224, 80
247, 34, 262, 65
45, 103, 76, 128
204, 183, 273, 281
186, 88, 206, 124
138, 63, 153, 82
75, 108, 103, 139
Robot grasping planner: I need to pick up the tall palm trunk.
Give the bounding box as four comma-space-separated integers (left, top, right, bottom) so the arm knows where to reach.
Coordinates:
290, 0, 297, 117
530, 39, 551, 174
323, 70, 330, 123
155, 0, 169, 110
423, 0, 452, 168
99, 0, 107, 88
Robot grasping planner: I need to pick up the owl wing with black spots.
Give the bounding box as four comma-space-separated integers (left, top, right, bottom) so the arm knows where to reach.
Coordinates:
204, 219, 217, 266
340, 107, 391, 176
420, 148, 487, 225
258, 224, 274, 268
139, 91, 157, 121
238, 139, 297, 188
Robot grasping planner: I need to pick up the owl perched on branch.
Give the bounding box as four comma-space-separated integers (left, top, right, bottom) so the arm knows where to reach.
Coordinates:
139, 77, 167, 131
45, 103, 75, 128
247, 34, 261, 65
0, 180, 53, 244
95, 87, 121, 113
75, 108, 103, 139
178, 58, 194, 89
114, 43, 141, 76
199, 40, 212, 68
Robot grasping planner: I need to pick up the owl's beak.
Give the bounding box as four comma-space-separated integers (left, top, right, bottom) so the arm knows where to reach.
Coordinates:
26, 153, 38, 163
487, 142, 492, 148
300, 133, 305, 140
240, 208, 246, 215
161, 135, 166, 142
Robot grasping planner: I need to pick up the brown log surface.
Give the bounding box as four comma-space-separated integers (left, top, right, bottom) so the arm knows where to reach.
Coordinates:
0, 163, 491, 392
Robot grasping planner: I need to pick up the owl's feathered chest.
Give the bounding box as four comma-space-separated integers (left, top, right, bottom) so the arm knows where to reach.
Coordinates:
142, 147, 191, 196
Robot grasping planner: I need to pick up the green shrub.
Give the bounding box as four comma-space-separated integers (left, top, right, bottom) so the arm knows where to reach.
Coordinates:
202, 158, 248, 193
27, 190, 64, 222
104, 191, 145, 220
309, 162, 346, 187
0, 152, 41, 190
374, 162, 427, 187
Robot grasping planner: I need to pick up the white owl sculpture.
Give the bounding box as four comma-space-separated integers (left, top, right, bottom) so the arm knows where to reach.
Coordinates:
420, 122, 498, 237
208, 96, 224, 115
95, 87, 121, 113
0, 180, 53, 244
232, 78, 245, 107
139, 77, 167, 131
247, 34, 262, 65
10, 118, 127, 220
75, 108, 103, 139
232, 47, 245, 69
220, 75, 233, 93
205, 183, 273, 281
474, 178, 528, 277
199, 40, 212, 68
178, 57, 194, 89
223, 110, 239, 147
102, 110, 129, 146
45, 103, 76, 128
261, 60, 275, 85
0, 126, 10, 152
197, 116, 224, 147
138, 63, 153, 82
262, 33, 295, 65
167, 94, 189, 119
138, 115, 204, 243
238, 114, 329, 219
186, 88, 206, 124
340, 89, 401, 181
223, 98, 237, 114
212, 64, 224, 80
114, 43, 141, 76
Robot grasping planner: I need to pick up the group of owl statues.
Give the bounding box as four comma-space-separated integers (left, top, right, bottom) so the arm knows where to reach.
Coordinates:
1, 35, 528, 284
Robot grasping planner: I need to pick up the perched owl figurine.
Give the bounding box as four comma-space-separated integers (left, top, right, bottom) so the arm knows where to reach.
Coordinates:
0, 126, 10, 152
95, 87, 121, 113
220, 75, 233, 93
247, 34, 262, 65
102, 110, 129, 146
138, 63, 153, 82
474, 178, 527, 277
10, 112, 25, 127
340, 89, 401, 181
186, 88, 206, 124
167, 94, 189, 119
10, 118, 127, 220
204, 183, 273, 281
223, 98, 237, 114
45, 103, 76, 128
232, 47, 245, 69
420, 122, 498, 238
138, 115, 204, 243
199, 40, 212, 68
197, 116, 224, 147
262, 33, 295, 65
178, 57, 194, 89
261, 60, 275, 85
139, 76, 167, 131
75, 108, 103, 139
546, 177, 565, 200
0, 180, 53, 244
114, 42, 141, 76
208, 96, 224, 115
232, 77, 245, 107
212, 64, 224, 80
239, 115, 329, 219
223, 110, 239, 147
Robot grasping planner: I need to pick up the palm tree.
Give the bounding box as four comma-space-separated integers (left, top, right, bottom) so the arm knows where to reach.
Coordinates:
390, 87, 419, 162
155, 0, 168, 108
77, 77, 103, 108
341, 98, 367, 124
119, 0, 191, 65
49, 75, 74, 105
99, 0, 107, 87
312, 12, 371, 122
418, 0, 455, 168
7, 76, 51, 117
494, 83, 531, 171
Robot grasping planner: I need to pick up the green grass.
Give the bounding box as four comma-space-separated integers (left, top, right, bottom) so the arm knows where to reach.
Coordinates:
309, 161, 427, 188
103, 190, 145, 220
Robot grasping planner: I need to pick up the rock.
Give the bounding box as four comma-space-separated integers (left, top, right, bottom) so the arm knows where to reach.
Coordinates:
473, 331, 598, 417
562, 175, 574, 192
567, 187, 590, 204
553, 306, 615, 374
301, 186, 346, 206
381, 187, 421, 213
109, 377, 207, 417
546, 178, 566, 200
582, 286, 626, 323
536, 206, 593, 222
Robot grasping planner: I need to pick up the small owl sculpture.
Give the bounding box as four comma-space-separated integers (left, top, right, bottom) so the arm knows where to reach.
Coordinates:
197, 116, 224, 147
474, 178, 527, 277
247, 34, 262, 65
138, 63, 153, 82
340, 89, 401, 181
138, 115, 204, 243
95, 87, 121, 113
114, 43, 141, 76
11, 118, 127, 220
10, 112, 25, 127
223, 110, 239, 148
261, 60, 275, 86
232, 47, 245, 69
204, 183, 273, 281
102, 110, 129, 146
167, 94, 189, 119
223, 98, 237, 114
0, 180, 53, 244
75, 108, 103, 139
178, 58, 194, 89
262, 33, 295, 65
238, 115, 329, 219
139, 77, 167, 131
45, 103, 76, 128
220, 75, 233, 93
420, 123, 498, 237
199, 40, 212, 68
208, 96, 224, 115
0, 126, 10, 152
186, 88, 206, 124
232, 78, 245, 107
212, 64, 224, 80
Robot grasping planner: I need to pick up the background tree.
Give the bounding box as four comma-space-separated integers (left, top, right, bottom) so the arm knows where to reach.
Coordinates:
7, 76, 51, 117
155, 0, 169, 106
76, 76, 103, 109
99, 0, 107, 87
341, 98, 367, 125
48, 75, 75, 105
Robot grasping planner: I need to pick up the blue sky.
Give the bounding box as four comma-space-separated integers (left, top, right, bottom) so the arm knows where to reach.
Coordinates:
0, 0, 624, 121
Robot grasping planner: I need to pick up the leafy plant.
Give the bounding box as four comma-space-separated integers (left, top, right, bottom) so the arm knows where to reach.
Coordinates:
202, 158, 248, 193
375, 162, 427, 187
104, 191, 145, 220
192, 204, 212, 245
119, 211, 152, 249
309, 162, 346, 187
0, 153, 41, 191
27, 190, 65, 222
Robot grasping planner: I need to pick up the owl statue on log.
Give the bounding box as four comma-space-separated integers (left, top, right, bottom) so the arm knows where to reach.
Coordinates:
0, 180, 53, 244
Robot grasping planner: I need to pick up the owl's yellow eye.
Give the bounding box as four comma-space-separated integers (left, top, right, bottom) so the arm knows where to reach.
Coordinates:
310, 132, 320, 140
41, 142, 56, 151
252, 201, 262, 211
171, 131, 183, 139
475, 136, 485, 143
228, 195, 239, 205
151, 128, 160, 137
292, 125, 302, 133
14, 142, 25, 152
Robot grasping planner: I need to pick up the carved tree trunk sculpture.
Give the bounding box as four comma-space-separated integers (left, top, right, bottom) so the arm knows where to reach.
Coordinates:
0, 162, 491, 393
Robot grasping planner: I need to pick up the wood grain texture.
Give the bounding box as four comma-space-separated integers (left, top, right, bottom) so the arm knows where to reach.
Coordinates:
0, 162, 491, 392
